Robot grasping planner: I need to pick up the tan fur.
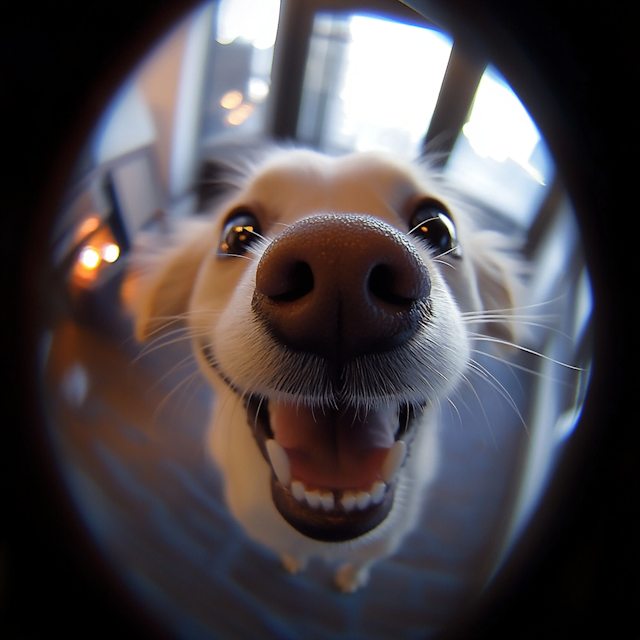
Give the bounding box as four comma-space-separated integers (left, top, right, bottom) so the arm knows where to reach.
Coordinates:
124, 149, 525, 592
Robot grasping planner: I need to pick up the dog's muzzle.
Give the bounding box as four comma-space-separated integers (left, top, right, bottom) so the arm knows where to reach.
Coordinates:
223, 214, 430, 542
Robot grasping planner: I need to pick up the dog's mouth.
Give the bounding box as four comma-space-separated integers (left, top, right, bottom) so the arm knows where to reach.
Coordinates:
246, 396, 421, 542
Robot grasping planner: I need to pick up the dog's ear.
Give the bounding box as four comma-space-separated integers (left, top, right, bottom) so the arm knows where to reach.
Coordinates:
122, 220, 214, 342
466, 229, 529, 346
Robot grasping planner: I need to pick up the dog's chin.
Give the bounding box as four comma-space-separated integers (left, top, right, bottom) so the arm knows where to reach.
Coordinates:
245, 394, 421, 543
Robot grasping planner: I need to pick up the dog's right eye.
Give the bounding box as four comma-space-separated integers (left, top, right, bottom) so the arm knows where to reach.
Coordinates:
219, 211, 261, 256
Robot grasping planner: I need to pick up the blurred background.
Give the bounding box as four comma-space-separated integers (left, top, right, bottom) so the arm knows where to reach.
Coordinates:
3, 0, 636, 639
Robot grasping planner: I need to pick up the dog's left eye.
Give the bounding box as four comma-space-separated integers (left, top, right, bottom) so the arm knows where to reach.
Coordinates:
409, 200, 461, 258
219, 211, 261, 256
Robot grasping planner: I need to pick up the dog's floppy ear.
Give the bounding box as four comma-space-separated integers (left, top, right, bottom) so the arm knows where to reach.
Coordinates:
123, 219, 215, 342
465, 229, 529, 345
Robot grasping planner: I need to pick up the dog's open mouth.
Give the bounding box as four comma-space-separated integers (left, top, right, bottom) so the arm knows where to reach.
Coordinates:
246, 396, 421, 542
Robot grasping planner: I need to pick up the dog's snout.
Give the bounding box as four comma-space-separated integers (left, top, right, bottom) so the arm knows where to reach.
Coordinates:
253, 214, 431, 361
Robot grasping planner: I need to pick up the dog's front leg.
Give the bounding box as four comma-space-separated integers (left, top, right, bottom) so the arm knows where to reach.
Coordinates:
334, 561, 373, 593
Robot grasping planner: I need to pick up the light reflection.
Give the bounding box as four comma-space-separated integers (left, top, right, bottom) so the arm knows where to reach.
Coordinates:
61, 363, 89, 408
101, 243, 120, 263
79, 246, 101, 270
248, 78, 269, 102
226, 103, 255, 126
220, 90, 244, 110
76, 215, 101, 240
71, 225, 120, 287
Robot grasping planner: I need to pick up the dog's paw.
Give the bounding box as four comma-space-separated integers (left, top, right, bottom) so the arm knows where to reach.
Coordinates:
281, 553, 307, 574
334, 563, 371, 593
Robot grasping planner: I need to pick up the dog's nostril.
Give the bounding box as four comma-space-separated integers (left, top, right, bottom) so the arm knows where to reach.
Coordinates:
269, 261, 314, 302
368, 264, 414, 307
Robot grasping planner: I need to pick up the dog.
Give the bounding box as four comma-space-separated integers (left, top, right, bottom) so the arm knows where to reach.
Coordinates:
125, 148, 525, 592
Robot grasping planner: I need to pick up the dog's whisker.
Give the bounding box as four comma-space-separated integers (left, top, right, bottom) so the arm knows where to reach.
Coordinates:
462, 309, 556, 321
466, 316, 572, 338
220, 252, 256, 262
462, 307, 555, 318
149, 352, 202, 393
136, 317, 189, 340
445, 396, 464, 435
434, 245, 461, 261
254, 393, 267, 434
467, 348, 579, 387
131, 311, 219, 344
133, 329, 215, 362
164, 368, 208, 424
467, 359, 528, 435
461, 310, 560, 327
150, 366, 203, 424
463, 315, 557, 329
458, 369, 501, 446
133, 333, 194, 363
463, 296, 566, 317
272, 221, 293, 230
408, 216, 440, 235
468, 335, 584, 371
432, 258, 458, 271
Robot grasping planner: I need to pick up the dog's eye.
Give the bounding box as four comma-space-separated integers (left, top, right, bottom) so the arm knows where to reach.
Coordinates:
219, 211, 261, 256
409, 200, 461, 258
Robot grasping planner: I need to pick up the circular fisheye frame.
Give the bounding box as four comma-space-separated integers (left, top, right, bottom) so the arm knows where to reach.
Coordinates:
9, 0, 631, 639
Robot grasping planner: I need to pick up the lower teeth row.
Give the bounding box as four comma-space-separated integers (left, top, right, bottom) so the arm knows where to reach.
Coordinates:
290, 480, 387, 512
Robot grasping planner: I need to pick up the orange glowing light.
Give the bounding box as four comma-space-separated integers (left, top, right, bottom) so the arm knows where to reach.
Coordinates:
76, 215, 101, 240
70, 224, 120, 290
226, 103, 254, 126
101, 243, 120, 263
220, 90, 243, 110
79, 246, 101, 269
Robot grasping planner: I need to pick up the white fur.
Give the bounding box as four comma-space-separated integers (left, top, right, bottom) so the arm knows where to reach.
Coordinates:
124, 149, 525, 592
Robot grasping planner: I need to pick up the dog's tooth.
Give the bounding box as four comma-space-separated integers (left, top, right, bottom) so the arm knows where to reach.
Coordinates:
305, 490, 321, 509
340, 491, 356, 512
291, 480, 306, 502
320, 492, 335, 511
355, 491, 371, 510
266, 439, 291, 487
381, 440, 407, 484
370, 481, 386, 504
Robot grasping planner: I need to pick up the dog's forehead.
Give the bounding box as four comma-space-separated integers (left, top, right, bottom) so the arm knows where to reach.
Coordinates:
243, 152, 423, 222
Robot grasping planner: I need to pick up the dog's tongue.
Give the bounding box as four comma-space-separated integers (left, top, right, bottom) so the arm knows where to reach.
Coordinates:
270, 402, 396, 489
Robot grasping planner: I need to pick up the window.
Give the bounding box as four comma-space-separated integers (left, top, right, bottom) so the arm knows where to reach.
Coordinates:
445, 65, 555, 226
200, 0, 281, 139
298, 13, 452, 158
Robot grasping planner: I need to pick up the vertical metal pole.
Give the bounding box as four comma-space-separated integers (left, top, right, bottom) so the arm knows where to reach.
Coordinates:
266, 0, 316, 141
422, 40, 486, 163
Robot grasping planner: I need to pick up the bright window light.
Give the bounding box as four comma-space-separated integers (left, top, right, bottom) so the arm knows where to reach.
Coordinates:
446, 66, 554, 226
215, 0, 281, 50
314, 15, 452, 157
462, 73, 544, 183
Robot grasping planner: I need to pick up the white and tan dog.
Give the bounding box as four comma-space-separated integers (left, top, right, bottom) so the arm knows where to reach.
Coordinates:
126, 148, 524, 592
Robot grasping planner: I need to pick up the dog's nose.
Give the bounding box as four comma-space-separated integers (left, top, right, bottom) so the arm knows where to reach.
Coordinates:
253, 214, 431, 362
